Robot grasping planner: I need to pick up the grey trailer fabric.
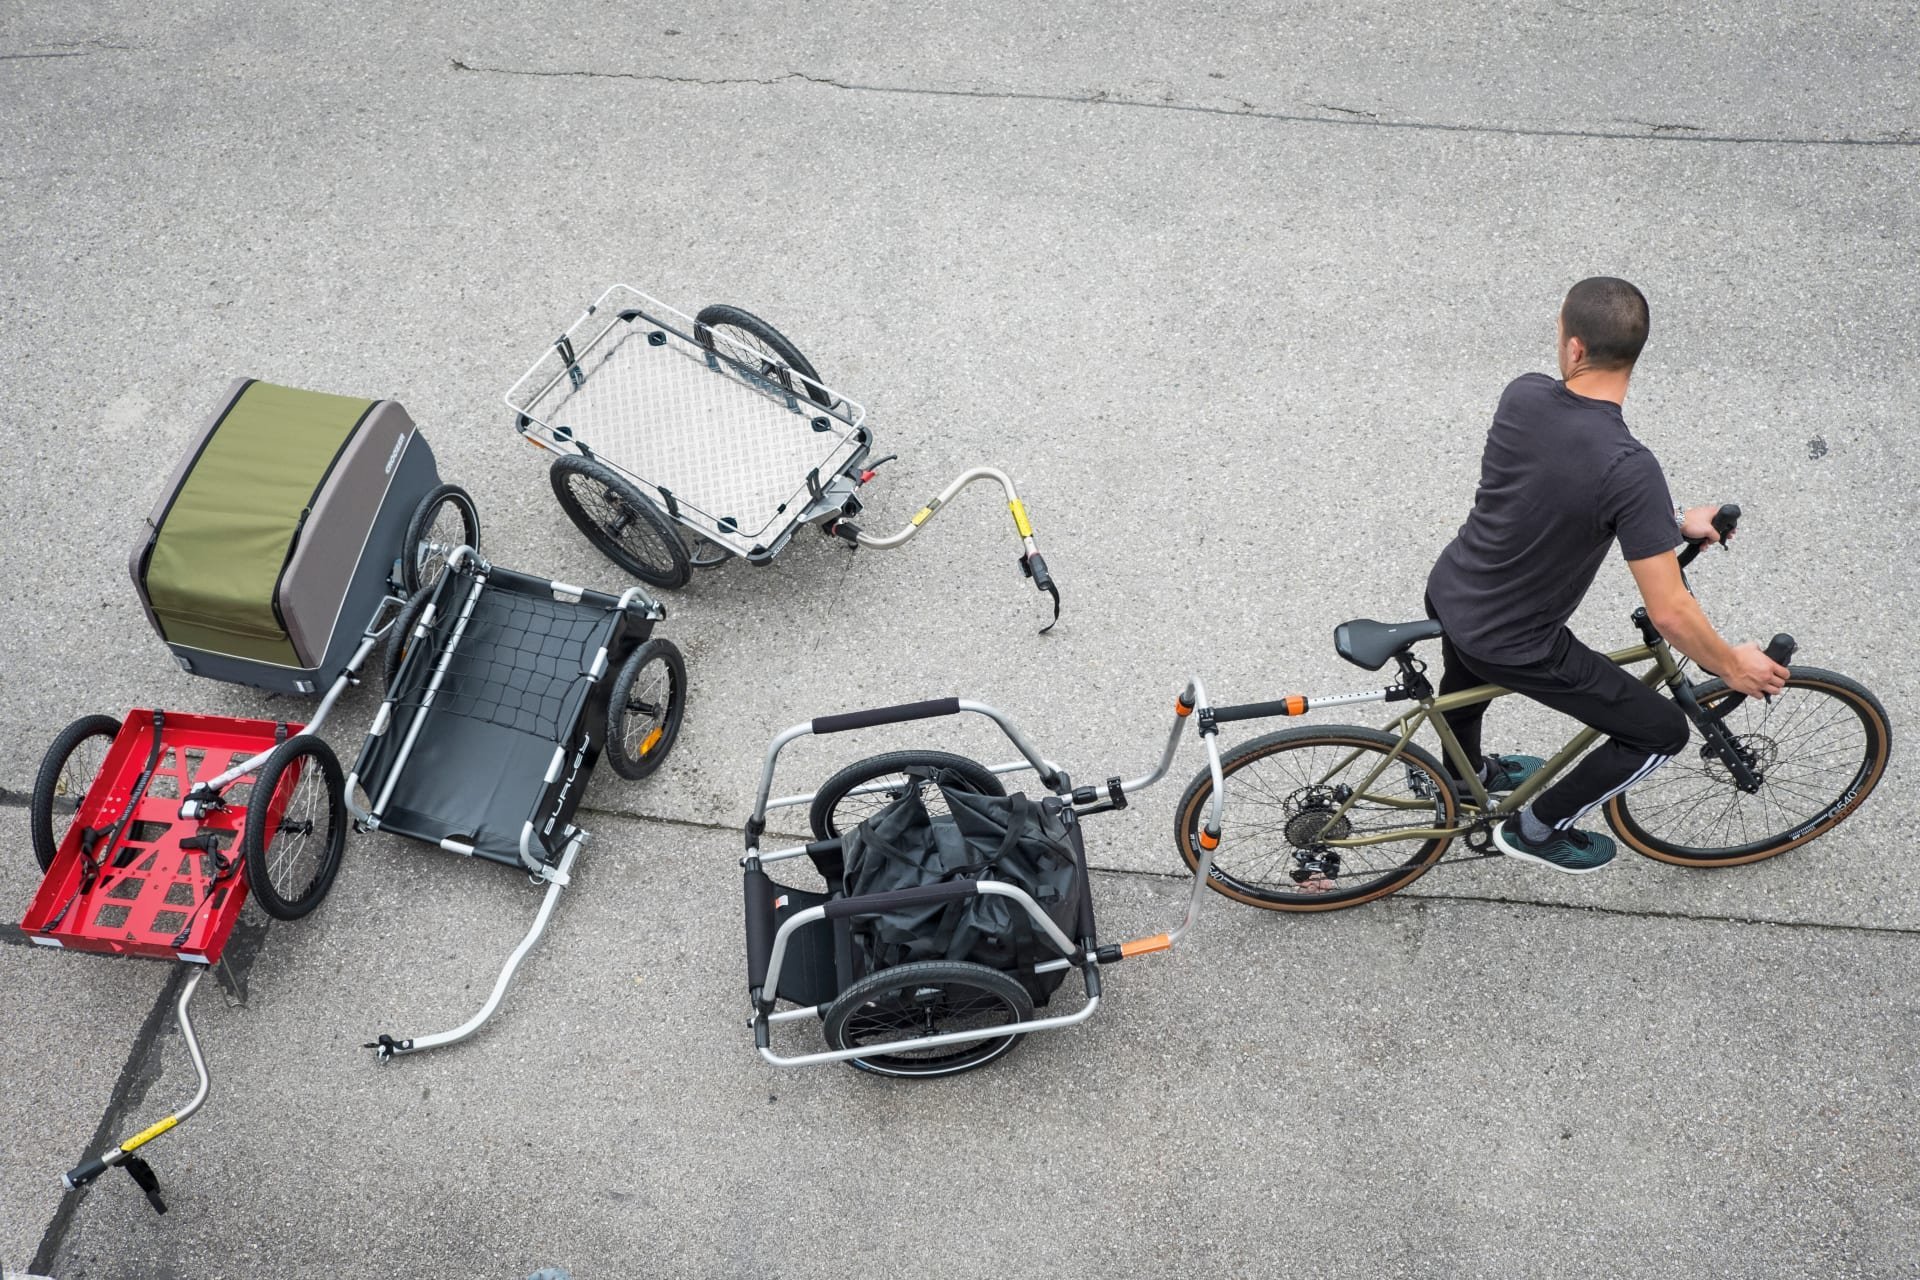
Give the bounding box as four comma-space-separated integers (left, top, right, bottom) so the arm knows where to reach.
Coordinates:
280, 398, 419, 666
354, 562, 653, 866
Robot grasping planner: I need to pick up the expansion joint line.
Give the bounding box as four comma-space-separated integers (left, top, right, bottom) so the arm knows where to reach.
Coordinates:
447, 59, 1920, 148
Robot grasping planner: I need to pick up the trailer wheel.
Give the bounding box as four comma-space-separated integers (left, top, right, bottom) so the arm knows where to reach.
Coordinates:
605, 639, 688, 781
402, 483, 480, 595
31, 715, 123, 872
242, 737, 346, 920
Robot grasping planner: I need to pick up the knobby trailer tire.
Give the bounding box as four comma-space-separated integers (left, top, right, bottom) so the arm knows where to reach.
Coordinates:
401, 483, 480, 596
822, 960, 1035, 1078
693, 303, 834, 409
549, 455, 692, 590
605, 638, 688, 782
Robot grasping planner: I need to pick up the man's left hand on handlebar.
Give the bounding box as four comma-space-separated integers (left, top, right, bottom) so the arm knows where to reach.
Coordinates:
1680, 504, 1730, 544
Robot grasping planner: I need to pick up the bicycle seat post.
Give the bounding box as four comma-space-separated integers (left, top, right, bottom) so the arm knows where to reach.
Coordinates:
1390, 651, 1435, 703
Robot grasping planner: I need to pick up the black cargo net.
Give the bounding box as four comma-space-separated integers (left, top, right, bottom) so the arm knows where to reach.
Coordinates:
424, 591, 605, 742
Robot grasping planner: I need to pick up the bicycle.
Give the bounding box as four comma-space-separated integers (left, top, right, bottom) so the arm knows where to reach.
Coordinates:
1173, 507, 1892, 911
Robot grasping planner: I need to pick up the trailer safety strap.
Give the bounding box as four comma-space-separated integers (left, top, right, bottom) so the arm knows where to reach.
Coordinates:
1021, 553, 1061, 635
169, 835, 238, 947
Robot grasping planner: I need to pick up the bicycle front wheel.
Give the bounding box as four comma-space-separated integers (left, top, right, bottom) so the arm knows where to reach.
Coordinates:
1606, 667, 1890, 866
1175, 726, 1458, 911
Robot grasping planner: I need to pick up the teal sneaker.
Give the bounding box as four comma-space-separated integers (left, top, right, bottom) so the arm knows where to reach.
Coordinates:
1419, 754, 1546, 810
1480, 754, 1544, 792
1492, 816, 1616, 874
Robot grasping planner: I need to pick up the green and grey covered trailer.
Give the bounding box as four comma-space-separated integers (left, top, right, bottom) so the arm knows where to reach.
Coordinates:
130, 378, 475, 694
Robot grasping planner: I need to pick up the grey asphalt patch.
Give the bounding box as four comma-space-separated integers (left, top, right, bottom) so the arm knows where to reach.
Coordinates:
2, 3, 1916, 1277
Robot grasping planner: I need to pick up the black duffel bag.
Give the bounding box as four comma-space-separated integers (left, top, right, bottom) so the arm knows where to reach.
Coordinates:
840, 771, 1085, 1004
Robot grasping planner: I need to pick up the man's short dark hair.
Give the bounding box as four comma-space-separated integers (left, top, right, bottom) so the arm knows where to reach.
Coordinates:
1561, 277, 1649, 370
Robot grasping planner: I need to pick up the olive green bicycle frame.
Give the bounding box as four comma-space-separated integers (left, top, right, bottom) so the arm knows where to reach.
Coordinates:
1306, 640, 1685, 848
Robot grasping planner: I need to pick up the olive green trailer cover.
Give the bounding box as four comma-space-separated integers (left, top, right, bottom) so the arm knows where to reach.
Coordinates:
131, 378, 441, 693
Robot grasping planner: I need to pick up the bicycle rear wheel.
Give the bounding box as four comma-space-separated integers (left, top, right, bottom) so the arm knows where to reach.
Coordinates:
1605, 667, 1890, 866
1174, 726, 1458, 911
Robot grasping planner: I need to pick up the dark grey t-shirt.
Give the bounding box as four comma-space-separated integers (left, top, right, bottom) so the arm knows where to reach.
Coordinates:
1427, 372, 1681, 664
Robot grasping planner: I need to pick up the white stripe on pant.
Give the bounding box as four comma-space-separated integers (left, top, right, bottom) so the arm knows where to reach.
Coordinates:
1553, 752, 1671, 830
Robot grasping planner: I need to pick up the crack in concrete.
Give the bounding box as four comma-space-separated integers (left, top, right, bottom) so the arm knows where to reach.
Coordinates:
447, 57, 1920, 147
0, 38, 133, 61
1314, 102, 1381, 121
572, 799, 1920, 938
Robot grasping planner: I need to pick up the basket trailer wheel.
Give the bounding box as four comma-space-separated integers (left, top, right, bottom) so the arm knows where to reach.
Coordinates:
549, 455, 692, 591
822, 959, 1036, 1078
242, 736, 347, 920
31, 714, 123, 872
693, 304, 834, 409
401, 483, 480, 596
605, 638, 689, 781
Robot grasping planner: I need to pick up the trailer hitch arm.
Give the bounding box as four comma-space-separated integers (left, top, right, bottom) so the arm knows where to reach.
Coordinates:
63, 966, 211, 1213
853, 466, 1061, 633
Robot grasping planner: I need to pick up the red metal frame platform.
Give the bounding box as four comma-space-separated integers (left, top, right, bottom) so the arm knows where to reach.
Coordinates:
21, 710, 303, 963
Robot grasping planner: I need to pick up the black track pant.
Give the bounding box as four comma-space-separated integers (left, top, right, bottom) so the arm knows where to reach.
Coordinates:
1425, 596, 1690, 831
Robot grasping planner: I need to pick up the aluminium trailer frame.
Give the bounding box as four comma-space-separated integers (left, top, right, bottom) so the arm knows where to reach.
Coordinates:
505, 284, 1059, 627
740, 682, 1229, 1071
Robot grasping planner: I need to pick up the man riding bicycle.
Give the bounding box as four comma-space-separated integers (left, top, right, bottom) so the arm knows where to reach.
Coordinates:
1425, 277, 1788, 873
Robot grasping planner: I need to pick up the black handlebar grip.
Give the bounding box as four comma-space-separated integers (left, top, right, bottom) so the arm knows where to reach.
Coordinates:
65, 1154, 110, 1189
822, 879, 981, 921
1678, 503, 1743, 568
811, 697, 962, 736
1765, 633, 1797, 666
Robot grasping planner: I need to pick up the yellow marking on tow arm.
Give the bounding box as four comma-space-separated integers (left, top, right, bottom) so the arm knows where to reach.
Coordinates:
911, 506, 935, 527
121, 1115, 179, 1153
1008, 500, 1033, 538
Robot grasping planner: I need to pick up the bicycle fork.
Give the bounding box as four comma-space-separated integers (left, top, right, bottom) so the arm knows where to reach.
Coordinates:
1639, 609, 1796, 795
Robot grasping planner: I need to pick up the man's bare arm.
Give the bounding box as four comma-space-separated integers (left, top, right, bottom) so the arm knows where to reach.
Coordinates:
1627, 552, 1787, 699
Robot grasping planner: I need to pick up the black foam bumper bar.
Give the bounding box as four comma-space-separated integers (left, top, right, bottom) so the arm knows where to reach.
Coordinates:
811, 697, 961, 736
745, 868, 777, 989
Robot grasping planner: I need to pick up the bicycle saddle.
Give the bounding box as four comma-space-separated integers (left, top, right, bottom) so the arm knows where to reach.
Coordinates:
1334, 617, 1445, 671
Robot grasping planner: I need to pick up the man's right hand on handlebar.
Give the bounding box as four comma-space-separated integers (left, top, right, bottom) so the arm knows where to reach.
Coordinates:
1723, 642, 1789, 699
